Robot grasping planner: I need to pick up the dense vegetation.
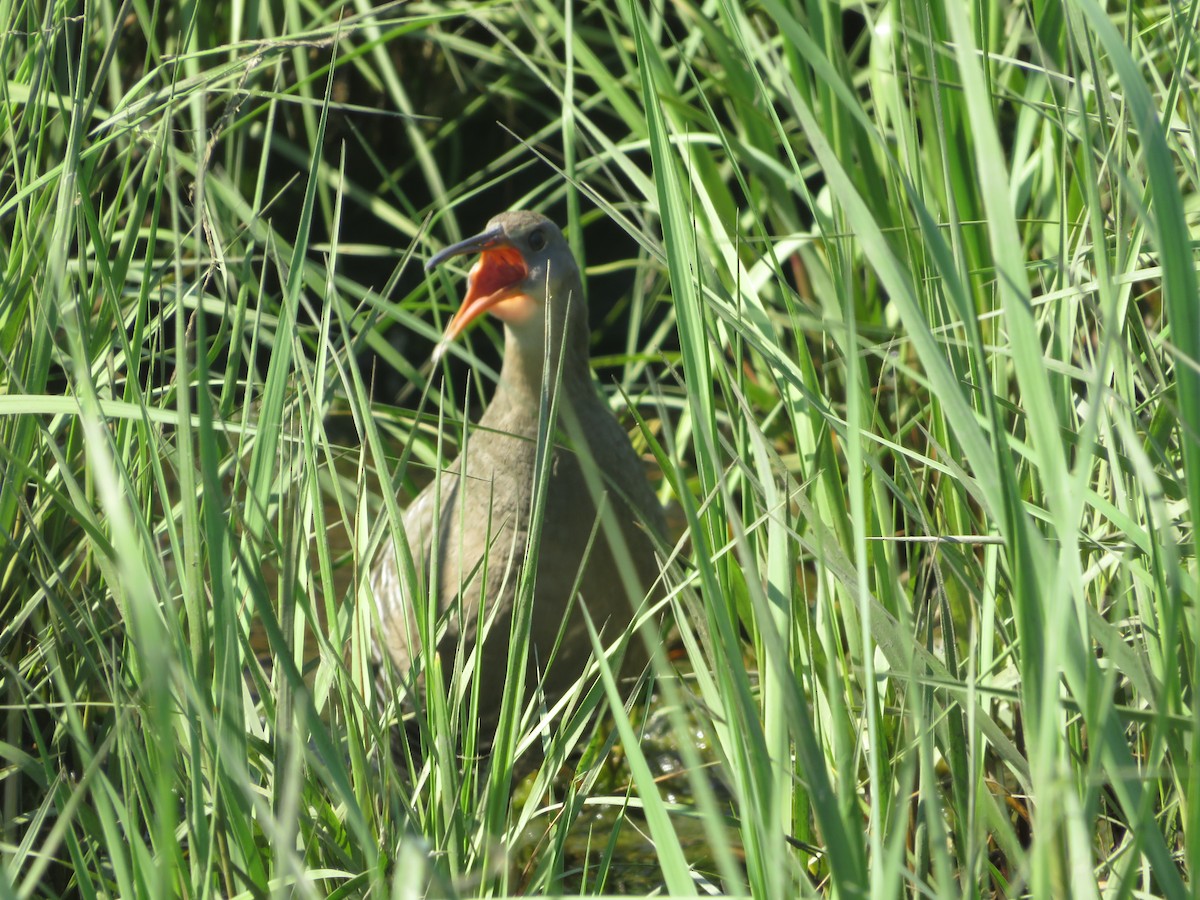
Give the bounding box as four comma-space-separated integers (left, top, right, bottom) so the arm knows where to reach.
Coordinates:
2, 0, 1197, 897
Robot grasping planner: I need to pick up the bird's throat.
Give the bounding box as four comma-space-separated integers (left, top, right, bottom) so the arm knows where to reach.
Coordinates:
488, 293, 536, 324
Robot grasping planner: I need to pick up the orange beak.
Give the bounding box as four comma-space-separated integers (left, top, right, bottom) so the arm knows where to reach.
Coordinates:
426, 226, 530, 360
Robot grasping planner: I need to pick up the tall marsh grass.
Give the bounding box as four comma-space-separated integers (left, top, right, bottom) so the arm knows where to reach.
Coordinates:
1, 0, 1197, 897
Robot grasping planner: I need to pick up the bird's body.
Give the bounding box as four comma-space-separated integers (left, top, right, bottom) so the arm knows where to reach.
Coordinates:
371, 211, 664, 733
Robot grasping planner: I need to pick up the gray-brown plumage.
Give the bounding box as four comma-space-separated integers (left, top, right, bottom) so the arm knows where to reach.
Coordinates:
371, 211, 664, 735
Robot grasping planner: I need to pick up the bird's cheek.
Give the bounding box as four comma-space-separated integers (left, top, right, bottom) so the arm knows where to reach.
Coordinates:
489, 292, 537, 324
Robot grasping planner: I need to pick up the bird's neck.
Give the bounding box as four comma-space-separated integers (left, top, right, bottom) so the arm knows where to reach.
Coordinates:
489, 311, 596, 428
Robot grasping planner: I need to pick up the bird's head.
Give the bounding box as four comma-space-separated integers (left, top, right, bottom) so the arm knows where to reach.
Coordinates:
425, 211, 586, 364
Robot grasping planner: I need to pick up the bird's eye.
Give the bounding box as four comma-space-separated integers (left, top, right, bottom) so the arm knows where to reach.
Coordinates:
528, 229, 546, 252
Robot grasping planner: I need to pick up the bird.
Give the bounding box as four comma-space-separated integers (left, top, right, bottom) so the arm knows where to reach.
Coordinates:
371, 210, 665, 743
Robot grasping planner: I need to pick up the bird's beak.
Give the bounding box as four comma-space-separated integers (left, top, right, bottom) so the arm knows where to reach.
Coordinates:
426, 226, 531, 361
